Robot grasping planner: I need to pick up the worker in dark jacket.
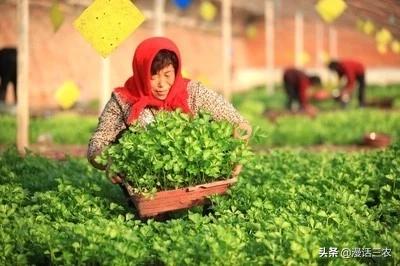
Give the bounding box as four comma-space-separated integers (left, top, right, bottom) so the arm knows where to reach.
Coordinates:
328, 59, 365, 107
0, 48, 17, 104
283, 68, 322, 116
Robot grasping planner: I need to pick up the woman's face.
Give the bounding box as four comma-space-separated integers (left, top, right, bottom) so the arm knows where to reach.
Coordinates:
150, 64, 176, 100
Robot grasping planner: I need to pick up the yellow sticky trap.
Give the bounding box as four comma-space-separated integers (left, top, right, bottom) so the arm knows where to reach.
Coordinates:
325, 80, 337, 91
196, 74, 211, 87
375, 28, 392, 45
356, 19, 364, 32
300, 51, 310, 65
315, 0, 347, 23
181, 68, 191, 78
50, 1, 64, 32
245, 24, 257, 39
200, 1, 217, 22
391, 40, 400, 54
74, 0, 145, 57
55, 81, 80, 109
321, 51, 330, 64
363, 20, 375, 35
377, 43, 388, 54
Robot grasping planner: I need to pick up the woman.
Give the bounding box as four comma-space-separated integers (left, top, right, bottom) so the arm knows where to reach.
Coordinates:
327, 59, 366, 107
283, 67, 322, 116
87, 37, 252, 183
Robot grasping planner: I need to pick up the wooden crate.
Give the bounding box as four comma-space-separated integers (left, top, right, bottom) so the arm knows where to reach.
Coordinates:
121, 178, 237, 218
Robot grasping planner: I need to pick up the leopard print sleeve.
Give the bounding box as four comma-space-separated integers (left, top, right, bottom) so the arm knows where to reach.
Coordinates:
87, 94, 128, 170
188, 81, 247, 125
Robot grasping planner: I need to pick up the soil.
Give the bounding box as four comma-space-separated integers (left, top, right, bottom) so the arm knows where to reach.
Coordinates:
0, 144, 87, 160
31, 144, 88, 160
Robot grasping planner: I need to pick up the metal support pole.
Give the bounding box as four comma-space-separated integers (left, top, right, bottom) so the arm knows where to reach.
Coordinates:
17, 0, 29, 155
295, 11, 304, 68
265, 0, 274, 94
329, 26, 338, 59
315, 21, 323, 68
100, 57, 110, 113
222, 0, 232, 100
154, 0, 165, 36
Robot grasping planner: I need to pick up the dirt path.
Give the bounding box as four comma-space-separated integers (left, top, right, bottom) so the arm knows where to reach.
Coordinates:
0, 144, 87, 160
30, 144, 87, 159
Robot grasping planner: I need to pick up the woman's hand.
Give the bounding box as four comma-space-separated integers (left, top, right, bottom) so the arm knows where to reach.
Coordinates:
233, 122, 252, 143
105, 159, 123, 184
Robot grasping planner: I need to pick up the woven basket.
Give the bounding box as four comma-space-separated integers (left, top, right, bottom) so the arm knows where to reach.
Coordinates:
120, 177, 237, 218
363, 132, 391, 148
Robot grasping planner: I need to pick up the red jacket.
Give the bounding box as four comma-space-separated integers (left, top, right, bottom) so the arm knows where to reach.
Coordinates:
337, 60, 365, 93
283, 68, 310, 107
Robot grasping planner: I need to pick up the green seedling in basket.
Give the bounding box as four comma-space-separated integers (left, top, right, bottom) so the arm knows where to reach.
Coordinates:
96, 110, 253, 195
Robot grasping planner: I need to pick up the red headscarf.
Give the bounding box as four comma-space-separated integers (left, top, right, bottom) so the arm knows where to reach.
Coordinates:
114, 37, 191, 124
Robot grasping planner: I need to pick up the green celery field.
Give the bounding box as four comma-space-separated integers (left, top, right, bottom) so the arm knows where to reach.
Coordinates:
0, 113, 97, 145
232, 84, 400, 147
1, 143, 399, 265
254, 109, 400, 147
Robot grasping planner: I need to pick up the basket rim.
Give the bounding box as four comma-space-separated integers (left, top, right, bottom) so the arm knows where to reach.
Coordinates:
121, 176, 238, 198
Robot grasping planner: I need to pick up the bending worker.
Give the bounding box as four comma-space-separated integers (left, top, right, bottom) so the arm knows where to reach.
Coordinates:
327, 59, 366, 107
283, 67, 322, 116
